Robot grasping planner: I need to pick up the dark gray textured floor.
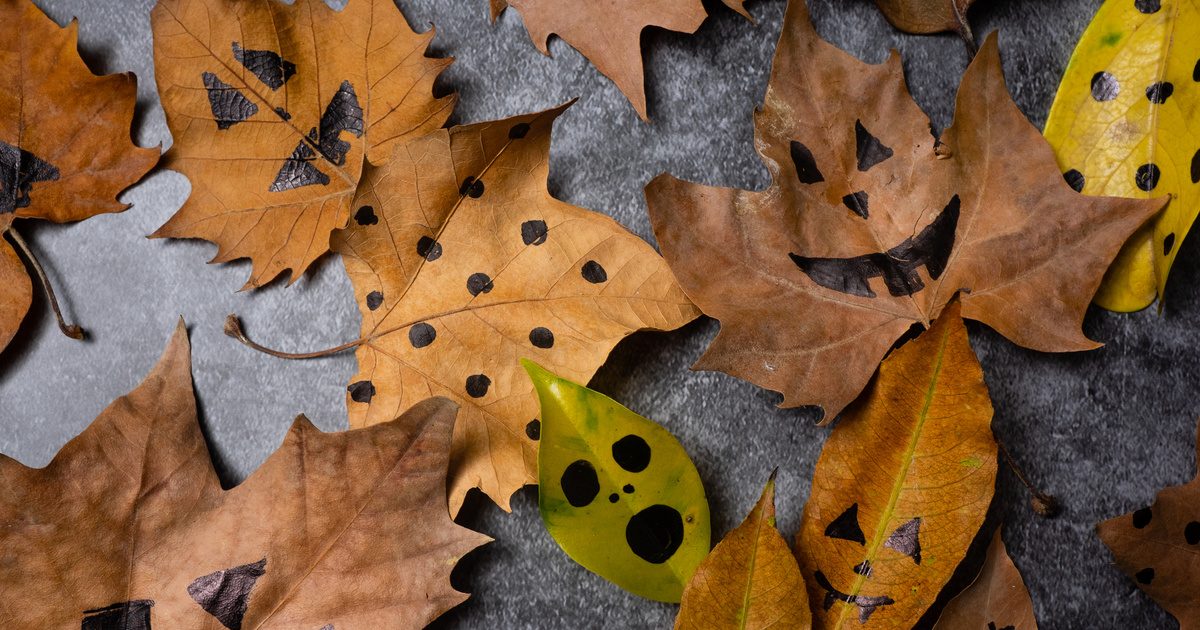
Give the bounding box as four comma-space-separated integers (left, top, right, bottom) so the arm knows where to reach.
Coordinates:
0, 0, 1189, 628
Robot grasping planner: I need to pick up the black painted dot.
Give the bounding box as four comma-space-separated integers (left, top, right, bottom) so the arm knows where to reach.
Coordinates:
408, 322, 436, 348
609, 493, 619, 503
525, 419, 541, 440
561, 459, 599, 507
1191, 148, 1200, 183
581, 260, 607, 284
416, 235, 442, 261
1136, 163, 1162, 191
1165, 233, 1176, 256
521, 219, 549, 246
274, 106, 292, 121
1194, 58, 1200, 82
354, 205, 378, 226
1136, 567, 1155, 584
1146, 81, 1174, 104
612, 434, 651, 472
465, 373, 491, 398
790, 140, 824, 184
1186, 521, 1200, 544
529, 327, 554, 348
623, 484, 635, 494
509, 122, 531, 139
626, 504, 684, 564
467, 272, 494, 296
842, 190, 869, 219
347, 380, 375, 403
366, 290, 383, 311
1091, 71, 1120, 102
1133, 507, 1153, 529
1063, 169, 1086, 193
1135, 0, 1161, 13
460, 177, 485, 198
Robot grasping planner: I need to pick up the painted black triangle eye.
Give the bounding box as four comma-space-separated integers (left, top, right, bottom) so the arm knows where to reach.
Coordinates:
824, 503, 866, 545
885, 517, 922, 564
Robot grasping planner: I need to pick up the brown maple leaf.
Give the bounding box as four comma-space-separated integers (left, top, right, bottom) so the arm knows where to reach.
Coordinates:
228, 104, 700, 514
0, 322, 488, 628
1098, 423, 1200, 629
933, 528, 1038, 630
488, 0, 709, 121
0, 0, 158, 352
151, 0, 454, 289
644, 0, 1162, 422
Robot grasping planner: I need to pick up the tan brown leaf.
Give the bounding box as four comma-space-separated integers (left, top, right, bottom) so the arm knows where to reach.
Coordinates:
874, 0, 976, 36
794, 301, 997, 629
0, 0, 158, 351
489, 0, 707, 121
675, 472, 811, 629
645, 0, 1162, 422
151, 0, 454, 288
933, 528, 1038, 630
1098, 423, 1200, 629
0, 322, 488, 628
331, 104, 699, 514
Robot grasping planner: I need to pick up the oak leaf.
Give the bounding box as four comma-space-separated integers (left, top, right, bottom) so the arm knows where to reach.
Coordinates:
932, 529, 1038, 630
645, 0, 1163, 422
487, 0, 708, 121
151, 0, 454, 289
326, 105, 699, 514
873, 0, 976, 38
1098, 422, 1200, 629
0, 322, 488, 628
1044, 0, 1199, 312
793, 302, 997, 629
675, 472, 810, 629
0, 0, 158, 351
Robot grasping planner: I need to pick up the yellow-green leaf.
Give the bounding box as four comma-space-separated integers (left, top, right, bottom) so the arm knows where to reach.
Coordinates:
523, 360, 710, 603
1044, 0, 1195, 311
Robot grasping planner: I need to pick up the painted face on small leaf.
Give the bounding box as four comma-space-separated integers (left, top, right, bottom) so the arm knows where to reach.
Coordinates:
815, 503, 924, 623
522, 360, 710, 603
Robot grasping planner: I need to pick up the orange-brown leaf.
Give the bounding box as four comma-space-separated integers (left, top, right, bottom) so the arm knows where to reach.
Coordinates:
1098, 423, 1200, 629
794, 302, 997, 629
0, 322, 488, 628
332, 104, 699, 514
0, 0, 158, 350
645, 0, 1162, 422
151, 0, 454, 288
933, 529, 1038, 630
676, 474, 811, 629
491, 0, 707, 120
874, 0, 976, 36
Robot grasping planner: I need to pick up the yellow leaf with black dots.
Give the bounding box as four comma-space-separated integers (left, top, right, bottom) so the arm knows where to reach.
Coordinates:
523, 360, 710, 603
1044, 0, 1196, 312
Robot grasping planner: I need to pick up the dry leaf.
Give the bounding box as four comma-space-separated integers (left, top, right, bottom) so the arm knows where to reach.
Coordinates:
151, 0, 453, 288
794, 301, 997, 629
645, 0, 1163, 422
1098, 423, 1200, 629
488, 0, 707, 121
0, 322, 488, 628
0, 0, 157, 351
874, 0, 976, 37
933, 528, 1038, 630
329, 104, 699, 514
675, 472, 810, 629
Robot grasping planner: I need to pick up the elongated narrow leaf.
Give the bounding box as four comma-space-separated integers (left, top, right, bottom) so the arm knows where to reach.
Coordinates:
1044, 0, 1196, 311
524, 360, 710, 603
794, 301, 997, 629
933, 529, 1038, 630
676, 473, 810, 629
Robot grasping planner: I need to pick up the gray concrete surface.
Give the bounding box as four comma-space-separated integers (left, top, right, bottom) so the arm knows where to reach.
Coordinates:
0, 0, 1188, 628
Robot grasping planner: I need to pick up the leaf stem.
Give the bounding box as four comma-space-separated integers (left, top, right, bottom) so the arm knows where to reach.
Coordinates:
953, 3, 977, 57
224, 314, 363, 359
998, 439, 1060, 518
5, 225, 84, 340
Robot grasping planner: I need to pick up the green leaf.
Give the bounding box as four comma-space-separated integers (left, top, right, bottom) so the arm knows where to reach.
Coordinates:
522, 359, 710, 603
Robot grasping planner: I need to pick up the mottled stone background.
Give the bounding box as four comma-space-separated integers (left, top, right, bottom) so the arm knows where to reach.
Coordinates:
0, 0, 1189, 628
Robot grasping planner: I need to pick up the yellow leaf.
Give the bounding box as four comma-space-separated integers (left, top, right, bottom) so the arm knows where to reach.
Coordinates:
1044, 0, 1194, 311
675, 472, 811, 630
524, 360, 710, 603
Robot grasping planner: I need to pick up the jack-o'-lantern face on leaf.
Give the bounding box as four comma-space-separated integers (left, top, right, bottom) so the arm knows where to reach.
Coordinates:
523, 360, 710, 603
